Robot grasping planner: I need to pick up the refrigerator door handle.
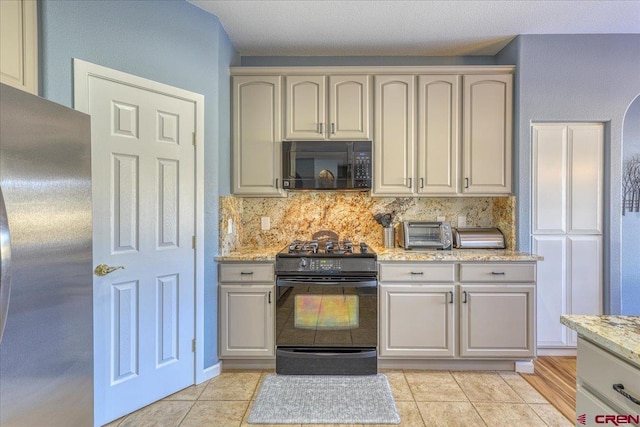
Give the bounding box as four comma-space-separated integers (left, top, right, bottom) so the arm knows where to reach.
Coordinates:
0, 186, 12, 345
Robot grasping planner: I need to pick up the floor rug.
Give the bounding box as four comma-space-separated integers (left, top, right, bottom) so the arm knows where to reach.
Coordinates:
248, 374, 401, 425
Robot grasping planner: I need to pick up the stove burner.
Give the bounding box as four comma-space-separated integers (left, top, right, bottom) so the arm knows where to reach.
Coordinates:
286, 239, 372, 256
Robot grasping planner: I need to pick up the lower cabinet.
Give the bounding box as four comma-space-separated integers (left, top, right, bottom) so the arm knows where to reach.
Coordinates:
219, 263, 275, 358
379, 261, 536, 360
459, 284, 535, 358
379, 284, 455, 357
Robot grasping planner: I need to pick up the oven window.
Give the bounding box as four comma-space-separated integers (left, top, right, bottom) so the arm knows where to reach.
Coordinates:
294, 295, 359, 330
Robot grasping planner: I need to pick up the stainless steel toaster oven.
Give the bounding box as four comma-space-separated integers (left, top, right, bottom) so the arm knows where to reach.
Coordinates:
395, 221, 452, 250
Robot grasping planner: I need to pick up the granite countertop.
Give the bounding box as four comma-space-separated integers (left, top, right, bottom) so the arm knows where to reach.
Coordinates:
561, 315, 640, 367
215, 246, 542, 262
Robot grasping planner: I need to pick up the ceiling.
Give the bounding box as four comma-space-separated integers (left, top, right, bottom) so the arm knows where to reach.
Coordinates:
188, 0, 640, 56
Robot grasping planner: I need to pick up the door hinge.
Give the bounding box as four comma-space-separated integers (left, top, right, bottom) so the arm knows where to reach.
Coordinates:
192, 339, 196, 352
192, 132, 197, 146
192, 235, 196, 249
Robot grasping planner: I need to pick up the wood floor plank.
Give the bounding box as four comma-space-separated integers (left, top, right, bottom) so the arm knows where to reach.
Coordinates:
519, 356, 577, 422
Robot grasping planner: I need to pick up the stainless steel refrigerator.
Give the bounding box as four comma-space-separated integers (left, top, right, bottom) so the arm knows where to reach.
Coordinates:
0, 83, 93, 426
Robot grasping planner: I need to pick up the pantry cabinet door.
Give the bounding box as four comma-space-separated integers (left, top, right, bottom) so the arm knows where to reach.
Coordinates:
373, 75, 415, 195
328, 75, 370, 139
417, 75, 459, 195
567, 124, 603, 234
462, 74, 512, 194
285, 75, 326, 140
532, 125, 568, 234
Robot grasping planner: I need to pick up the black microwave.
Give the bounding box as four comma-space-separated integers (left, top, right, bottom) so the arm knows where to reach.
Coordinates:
282, 141, 372, 190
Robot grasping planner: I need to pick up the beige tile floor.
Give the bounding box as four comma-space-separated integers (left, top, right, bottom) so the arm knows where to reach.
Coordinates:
104, 370, 573, 427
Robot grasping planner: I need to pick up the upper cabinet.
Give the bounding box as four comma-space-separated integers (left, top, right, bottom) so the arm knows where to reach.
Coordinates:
373, 75, 415, 195
0, 0, 38, 94
285, 75, 370, 140
230, 67, 513, 197
462, 75, 512, 194
232, 76, 284, 196
417, 75, 460, 195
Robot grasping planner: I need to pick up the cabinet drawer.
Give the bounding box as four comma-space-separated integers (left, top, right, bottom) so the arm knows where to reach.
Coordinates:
219, 263, 274, 282
578, 338, 640, 415
379, 263, 455, 282
459, 263, 535, 282
576, 385, 620, 420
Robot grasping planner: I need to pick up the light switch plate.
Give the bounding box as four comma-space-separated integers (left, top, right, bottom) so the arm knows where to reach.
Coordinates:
227, 218, 233, 234
261, 216, 270, 231
457, 215, 467, 227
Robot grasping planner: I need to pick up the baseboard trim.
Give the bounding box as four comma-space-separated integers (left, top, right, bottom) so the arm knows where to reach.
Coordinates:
200, 362, 222, 383
536, 348, 577, 356
377, 359, 516, 371
515, 360, 535, 373
221, 359, 276, 370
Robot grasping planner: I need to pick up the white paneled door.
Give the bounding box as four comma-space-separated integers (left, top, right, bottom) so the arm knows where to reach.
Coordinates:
76, 62, 198, 425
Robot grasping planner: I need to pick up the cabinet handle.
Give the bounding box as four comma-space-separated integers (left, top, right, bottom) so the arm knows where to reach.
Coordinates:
462, 291, 468, 303
407, 177, 412, 188
268, 291, 272, 304
464, 178, 469, 189
449, 291, 454, 304
275, 178, 279, 189
491, 272, 506, 275
319, 123, 323, 134
331, 123, 336, 134
613, 384, 640, 406
420, 178, 424, 189
240, 271, 254, 275
410, 271, 424, 275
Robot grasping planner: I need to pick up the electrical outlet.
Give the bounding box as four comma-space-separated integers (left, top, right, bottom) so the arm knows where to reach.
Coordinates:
227, 218, 233, 234
457, 215, 467, 228
437, 216, 446, 222
261, 216, 271, 231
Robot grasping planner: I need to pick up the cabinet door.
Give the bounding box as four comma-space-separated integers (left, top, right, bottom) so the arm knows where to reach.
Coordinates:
373, 75, 415, 195
459, 284, 535, 358
285, 75, 326, 140
417, 75, 459, 195
568, 124, 603, 234
532, 124, 568, 234
567, 235, 602, 346
232, 76, 283, 196
0, 0, 37, 94
219, 283, 274, 358
462, 75, 512, 194
328, 75, 370, 139
533, 236, 568, 347
379, 284, 455, 358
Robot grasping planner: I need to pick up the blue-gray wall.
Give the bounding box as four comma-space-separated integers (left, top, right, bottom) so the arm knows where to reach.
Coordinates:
40, 0, 239, 369
500, 34, 640, 315
622, 96, 640, 314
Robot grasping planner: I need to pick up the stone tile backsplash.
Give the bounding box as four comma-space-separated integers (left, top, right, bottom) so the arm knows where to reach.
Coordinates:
219, 193, 516, 254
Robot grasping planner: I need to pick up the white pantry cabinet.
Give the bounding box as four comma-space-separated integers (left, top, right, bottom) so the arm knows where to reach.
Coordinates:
285, 75, 370, 140
0, 0, 37, 94
232, 76, 284, 196
462, 75, 512, 194
532, 123, 603, 350
219, 263, 275, 358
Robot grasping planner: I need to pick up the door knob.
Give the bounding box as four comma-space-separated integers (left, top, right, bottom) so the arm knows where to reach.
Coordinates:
94, 264, 125, 277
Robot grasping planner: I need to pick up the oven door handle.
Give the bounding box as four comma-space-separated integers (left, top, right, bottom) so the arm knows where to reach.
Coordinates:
276, 278, 377, 288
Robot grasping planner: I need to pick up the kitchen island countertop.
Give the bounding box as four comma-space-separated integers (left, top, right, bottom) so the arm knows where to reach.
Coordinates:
215, 247, 542, 262
561, 315, 640, 368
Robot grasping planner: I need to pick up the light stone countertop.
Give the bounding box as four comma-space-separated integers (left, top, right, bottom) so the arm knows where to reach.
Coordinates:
215, 246, 542, 262
561, 315, 640, 368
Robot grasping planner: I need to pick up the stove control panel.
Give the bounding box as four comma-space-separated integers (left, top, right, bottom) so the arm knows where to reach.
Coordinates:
307, 258, 342, 271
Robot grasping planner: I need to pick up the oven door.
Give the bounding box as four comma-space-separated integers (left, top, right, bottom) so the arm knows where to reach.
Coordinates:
275, 276, 377, 349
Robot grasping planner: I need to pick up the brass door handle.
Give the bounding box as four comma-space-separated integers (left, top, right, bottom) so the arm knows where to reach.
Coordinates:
94, 264, 125, 277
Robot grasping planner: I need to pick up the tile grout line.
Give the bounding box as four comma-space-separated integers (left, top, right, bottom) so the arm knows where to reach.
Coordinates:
176, 400, 197, 427
450, 370, 489, 427
402, 369, 426, 427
